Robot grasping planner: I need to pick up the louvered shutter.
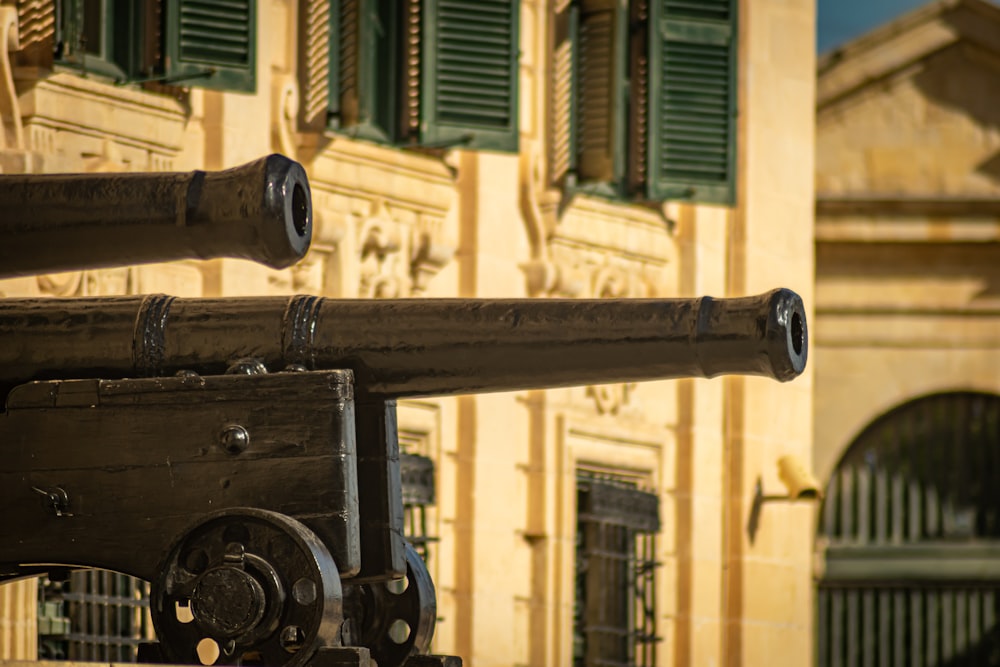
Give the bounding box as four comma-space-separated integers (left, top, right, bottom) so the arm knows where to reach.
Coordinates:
647, 0, 737, 203
576, 0, 625, 184
164, 0, 256, 92
14, 0, 55, 67
549, 0, 578, 185
420, 0, 518, 151
299, 0, 335, 131
337, 0, 360, 127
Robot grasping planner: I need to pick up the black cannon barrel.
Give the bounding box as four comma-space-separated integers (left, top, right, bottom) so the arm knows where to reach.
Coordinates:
0, 289, 806, 400
0, 154, 312, 279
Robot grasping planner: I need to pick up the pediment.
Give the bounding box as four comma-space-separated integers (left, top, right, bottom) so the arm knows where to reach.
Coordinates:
818, 0, 1000, 110
816, 11, 1000, 199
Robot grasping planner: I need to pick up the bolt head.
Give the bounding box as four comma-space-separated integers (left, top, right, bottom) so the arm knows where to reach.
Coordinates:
220, 425, 250, 454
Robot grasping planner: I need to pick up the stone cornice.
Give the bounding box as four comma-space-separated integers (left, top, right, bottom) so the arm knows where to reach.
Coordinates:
817, 196, 1000, 217
555, 193, 673, 264
15, 71, 188, 153
308, 138, 455, 215
816, 197, 1000, 242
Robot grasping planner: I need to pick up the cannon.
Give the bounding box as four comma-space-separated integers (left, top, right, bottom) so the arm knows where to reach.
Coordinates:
0, 156, 808, 667
0, 154, 312, 277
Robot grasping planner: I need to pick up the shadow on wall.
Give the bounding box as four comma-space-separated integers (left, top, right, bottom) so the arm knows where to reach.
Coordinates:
911, 40, 1000, 186
816, 243, 1000, 299
939, 621, 1000, 666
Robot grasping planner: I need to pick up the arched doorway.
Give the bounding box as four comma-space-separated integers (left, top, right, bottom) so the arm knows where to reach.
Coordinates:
816, 392, 1000, 666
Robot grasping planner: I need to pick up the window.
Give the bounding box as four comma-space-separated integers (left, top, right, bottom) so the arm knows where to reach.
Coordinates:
54, 0, 257, 92
401, 452, 437, 562
575, 474, 660, 667
552, 0, 737, 204
38, 570, 152, 661
324, 0, 520, 151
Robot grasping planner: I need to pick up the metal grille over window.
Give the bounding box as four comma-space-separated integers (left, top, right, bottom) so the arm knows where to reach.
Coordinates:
38, 570, 152, 661
817, 392, 1000, 667
575, 475, 660, 667
401, 452, 437, 562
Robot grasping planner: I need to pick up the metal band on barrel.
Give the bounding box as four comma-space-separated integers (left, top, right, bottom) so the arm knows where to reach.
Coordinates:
133, 294, 176, 376
283, 294, 323, 369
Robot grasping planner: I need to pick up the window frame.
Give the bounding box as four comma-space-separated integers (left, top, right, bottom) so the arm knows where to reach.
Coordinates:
557, 0, 738, 205
163, 0, 258, 93
574, 474, 660, 667
328, 0, 520, 153
55, 0, 133, 82
646, 0, 738, 203
53, 0, 257, 93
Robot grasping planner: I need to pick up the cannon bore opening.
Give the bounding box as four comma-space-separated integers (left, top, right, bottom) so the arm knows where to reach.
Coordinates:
791, 311, 804, 356
292, 183, 309, 238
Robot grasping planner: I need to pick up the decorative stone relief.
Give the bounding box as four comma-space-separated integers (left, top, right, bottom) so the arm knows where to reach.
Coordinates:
36, 268, 137, 297
15, 72, 186, 173
358, 199, 404, 298
36, 271, 83, 297
519, 146, 676, 299
346, 200, 456, 298
308, 141, 457, 298
586, 383, 637, 416
410, 216, 454, 295
519, 141, 677, 416
290, 247, 329, 293
533, 236, 668, 299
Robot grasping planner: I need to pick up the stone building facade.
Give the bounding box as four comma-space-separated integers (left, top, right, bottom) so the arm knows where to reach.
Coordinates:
0, 1, 816, 665
814, 0, 1000, 663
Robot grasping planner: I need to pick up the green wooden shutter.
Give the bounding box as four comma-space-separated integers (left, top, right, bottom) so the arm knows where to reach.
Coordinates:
336, 0, 399, 142
164, 0, 256, 92
550, 1, 578, 185
575, 0, 626, 185
112, 0, 163, 83
55, 0, 140, 81
299, 0, 335, 131
647, 0, 737, 203
16, 0, 57, 68
337, 0, 360, 127
421, 0, 519, 151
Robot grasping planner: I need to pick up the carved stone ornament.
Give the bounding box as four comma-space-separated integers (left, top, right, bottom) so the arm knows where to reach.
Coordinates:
37, 268, 137, 297
354, 199, 455, 298
308, 141, 457, 299
586, 383, 637, 415
359, 200, 405, 298
518, 149, 674, 299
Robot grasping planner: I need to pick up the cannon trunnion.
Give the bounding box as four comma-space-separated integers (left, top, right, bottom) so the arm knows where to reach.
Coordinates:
0, 156, 808, 667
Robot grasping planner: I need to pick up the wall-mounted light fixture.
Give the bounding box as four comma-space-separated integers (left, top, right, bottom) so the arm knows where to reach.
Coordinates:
747, 455, 823, 543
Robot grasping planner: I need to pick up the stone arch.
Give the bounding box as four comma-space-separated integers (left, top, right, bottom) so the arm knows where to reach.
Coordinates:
815, 391, 1000, 666
815, 367, 1000, 487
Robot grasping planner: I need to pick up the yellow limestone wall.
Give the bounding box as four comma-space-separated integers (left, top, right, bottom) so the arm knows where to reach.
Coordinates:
0, 0, 816, 665
814, 5, 1000, 486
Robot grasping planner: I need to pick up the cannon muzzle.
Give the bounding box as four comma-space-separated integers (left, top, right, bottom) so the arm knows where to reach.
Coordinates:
0, 288, 807, 400
0, 154, 312, 278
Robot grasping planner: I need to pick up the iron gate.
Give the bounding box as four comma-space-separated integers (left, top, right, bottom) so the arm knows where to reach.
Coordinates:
817, 392, 1000, 666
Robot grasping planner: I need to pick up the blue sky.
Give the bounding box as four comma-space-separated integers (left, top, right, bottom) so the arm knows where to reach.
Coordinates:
816, 0, 988, 53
